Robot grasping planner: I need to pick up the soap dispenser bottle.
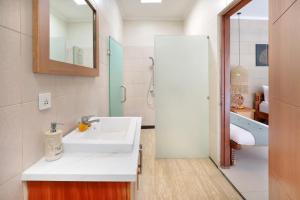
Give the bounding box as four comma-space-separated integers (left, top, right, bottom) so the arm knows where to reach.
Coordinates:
44, 122, 63, 161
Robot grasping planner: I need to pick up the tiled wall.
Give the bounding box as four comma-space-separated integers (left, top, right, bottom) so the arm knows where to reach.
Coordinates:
123, 46, 155, 125
123, 20, 184, 126
0, 0, 123, 199
230, 19, 269, 108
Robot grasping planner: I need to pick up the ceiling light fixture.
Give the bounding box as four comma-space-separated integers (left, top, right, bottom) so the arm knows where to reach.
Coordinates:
73, 0, 86, 5
141, 0, 162, 4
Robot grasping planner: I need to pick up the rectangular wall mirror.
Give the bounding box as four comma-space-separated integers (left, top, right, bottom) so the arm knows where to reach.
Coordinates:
33, 0, 99, 76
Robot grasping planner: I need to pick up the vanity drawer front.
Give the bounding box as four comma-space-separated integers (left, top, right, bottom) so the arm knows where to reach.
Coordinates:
27, 181, 131, 200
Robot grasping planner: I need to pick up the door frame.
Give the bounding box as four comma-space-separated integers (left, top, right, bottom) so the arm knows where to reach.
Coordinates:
220, 0, 252, 167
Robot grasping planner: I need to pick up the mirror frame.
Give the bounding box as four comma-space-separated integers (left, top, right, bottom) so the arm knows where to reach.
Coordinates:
33, 0, 99, 77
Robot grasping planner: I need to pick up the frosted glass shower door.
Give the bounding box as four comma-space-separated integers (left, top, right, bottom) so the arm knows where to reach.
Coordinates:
109, 37, 124, 116
155, 36, 209, 158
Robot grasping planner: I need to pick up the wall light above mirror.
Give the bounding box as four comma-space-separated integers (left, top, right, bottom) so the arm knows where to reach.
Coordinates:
140, 0, 162, 3
73, 0, 87, 5
33, 0, 99, 76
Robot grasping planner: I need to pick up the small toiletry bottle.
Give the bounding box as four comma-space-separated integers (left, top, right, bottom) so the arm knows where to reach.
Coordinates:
78, 122, 90, 132
44, 122, 63, 161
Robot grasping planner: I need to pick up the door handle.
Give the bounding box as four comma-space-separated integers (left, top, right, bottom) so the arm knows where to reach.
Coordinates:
137, 144, 143, 190
138, 144, 143, 175
121, 85, 127, 103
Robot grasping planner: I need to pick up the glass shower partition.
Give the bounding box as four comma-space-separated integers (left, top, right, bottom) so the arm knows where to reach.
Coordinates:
155, 36, 209, 158
109, 37, 124, 116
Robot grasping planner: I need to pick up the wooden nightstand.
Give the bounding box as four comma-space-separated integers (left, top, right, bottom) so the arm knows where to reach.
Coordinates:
231, 107, 256, 119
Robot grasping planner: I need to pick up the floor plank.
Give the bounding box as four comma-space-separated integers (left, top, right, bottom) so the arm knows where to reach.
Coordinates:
136, 129, 243, 200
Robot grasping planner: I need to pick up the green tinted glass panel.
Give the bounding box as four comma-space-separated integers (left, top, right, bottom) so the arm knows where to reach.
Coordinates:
109, 37, 124, 116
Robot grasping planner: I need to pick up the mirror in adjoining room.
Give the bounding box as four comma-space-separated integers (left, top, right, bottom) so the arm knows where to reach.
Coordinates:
33, 0, 99, 76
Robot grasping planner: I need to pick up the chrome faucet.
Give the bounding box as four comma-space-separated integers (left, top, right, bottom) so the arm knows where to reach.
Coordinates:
81, 115, 100, 125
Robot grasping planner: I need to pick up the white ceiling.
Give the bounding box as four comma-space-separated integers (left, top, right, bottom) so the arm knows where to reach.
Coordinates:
232, 0, 269, 20
51, 0, 93, 22
116, 0, 197, 20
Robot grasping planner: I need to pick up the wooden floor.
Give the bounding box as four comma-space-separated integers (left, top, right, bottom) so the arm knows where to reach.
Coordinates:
136, 129, 243, 200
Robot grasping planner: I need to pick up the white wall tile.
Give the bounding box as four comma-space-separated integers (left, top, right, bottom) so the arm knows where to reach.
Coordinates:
20, 0, 32, 35
100, 35, 109, 65
0, 0, 123, 198
0, 27, 20, 71
123, 46, 156, 125
0, 0, 21, 31
99, 87, 109, 116
54, 95, 78, 134
0, 67, 22, 107
123, 20, 183, 126
20, 35, 57, 103
0, 175, 22, 200
55, 76, 78, 97
0, 105, 22, 184
21, 101, 57, 169
98, 64, 109, 88
21, 73, 57, 104
127, 85, 145, 98
0, 27, 21, 107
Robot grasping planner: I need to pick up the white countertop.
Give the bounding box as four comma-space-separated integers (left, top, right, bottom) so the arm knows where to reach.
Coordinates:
22, 118, 141, 182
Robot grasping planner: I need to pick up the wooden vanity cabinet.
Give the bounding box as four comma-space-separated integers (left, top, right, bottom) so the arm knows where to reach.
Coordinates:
26, 144, 143, 200
27, 181, 136, 200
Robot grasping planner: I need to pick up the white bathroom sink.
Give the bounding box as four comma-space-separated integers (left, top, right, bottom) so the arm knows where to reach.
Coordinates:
63, 117, 137, 153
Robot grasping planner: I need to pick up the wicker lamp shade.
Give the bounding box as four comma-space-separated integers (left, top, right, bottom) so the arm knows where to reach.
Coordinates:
231, 65, 249, 94
230, 12, 250, 108
230, 65, 249, 109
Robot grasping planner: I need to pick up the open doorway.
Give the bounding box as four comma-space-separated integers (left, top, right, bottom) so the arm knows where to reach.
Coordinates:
220, 0, 269, 199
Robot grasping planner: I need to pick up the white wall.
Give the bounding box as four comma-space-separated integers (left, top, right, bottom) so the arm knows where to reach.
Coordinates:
66, 22, 94, 67
123, 20, 184, 125
184, 0, 233, 165
123, 20, 184, 46
230, 19, 269, 108
67, 22, 93, 48
0, 0, 123, 199
97, 0, 123, 43
49, 13, 68, 62
50, 13, 67, 38
50, 14, 94, 67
